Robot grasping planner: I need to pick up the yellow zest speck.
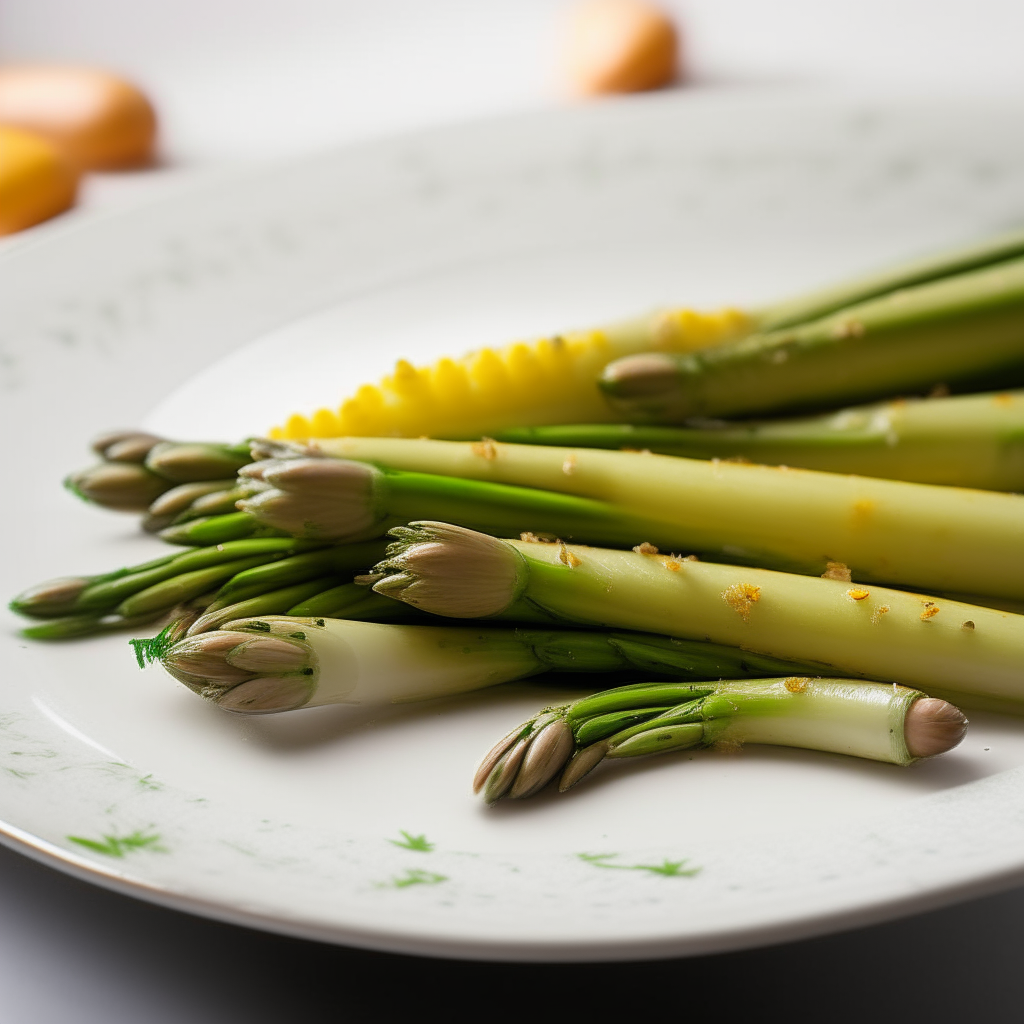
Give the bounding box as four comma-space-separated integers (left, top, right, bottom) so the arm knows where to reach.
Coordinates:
471, 438, 498, 460
961, 620, 976, 631
722, 582, 761, 622
664, 559, 682, 572
851, 499, 875, 526
847, 588, 870, 601
993, 392, 1014, 407
632, 542, 659, 555
920, 602, 940, 621
821, 562, 852, 582
871, 604, 890, 624
562, 454, 577, 476
784, 677, 809, 693
558, 543, 581, 568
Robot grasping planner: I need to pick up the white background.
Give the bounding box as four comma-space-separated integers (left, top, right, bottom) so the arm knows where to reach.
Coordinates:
2, 3, 1024, 1020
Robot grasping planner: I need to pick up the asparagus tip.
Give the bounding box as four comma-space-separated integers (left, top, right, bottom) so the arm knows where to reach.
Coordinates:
905, 697, 968, 758
10, 576, 89, 616
215, 676, 313, 714
145, 441, 252, 483
65, 462, 169, 512
509, 718, 575, 799
372, 522, 525, 618
559, 741, 610, 792
236, 458, 381, 540
91, 430, 165, 460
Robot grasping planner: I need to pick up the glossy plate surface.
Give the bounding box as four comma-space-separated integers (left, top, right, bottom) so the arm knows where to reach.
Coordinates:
3, 92, 1024, 961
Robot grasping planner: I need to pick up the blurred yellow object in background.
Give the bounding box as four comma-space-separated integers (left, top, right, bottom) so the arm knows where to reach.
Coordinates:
0, 66, 156, 170
0, 125, 77, 235
565, 0, 679, 96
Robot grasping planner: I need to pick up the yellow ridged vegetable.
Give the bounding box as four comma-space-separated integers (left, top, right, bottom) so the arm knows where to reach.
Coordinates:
269, 307, 751, 442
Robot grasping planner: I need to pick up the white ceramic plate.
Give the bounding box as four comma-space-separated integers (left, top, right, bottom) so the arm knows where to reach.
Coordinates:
3, 91, 1024, 962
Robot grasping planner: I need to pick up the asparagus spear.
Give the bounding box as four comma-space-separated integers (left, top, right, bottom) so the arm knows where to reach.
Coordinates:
144, 614, 825, 714
598, 255, 1024, 421
491, 390, 1024, 491
10, 539, 387, 640
66, 435, 253, 513
476, 679, 969, 803
757, 226, 1024, 331
266, 440, 1024, 601
369, 522, 1024, 712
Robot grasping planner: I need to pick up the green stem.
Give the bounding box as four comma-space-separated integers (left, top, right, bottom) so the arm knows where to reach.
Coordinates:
154, 616, 826, 714
599, 254, 1024, 421
757, 227, 1024, 330
317, 438, 1024, 601
372, 524, 1024, 710
491, 389, 1024, 491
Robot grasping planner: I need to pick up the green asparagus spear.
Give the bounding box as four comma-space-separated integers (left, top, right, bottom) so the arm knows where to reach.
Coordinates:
476, 679, 969, 802
285, 439, 1024, 600
599, 255, 1024, 422
370, 522, 1024, 712
757, 226, 1024, 330
491, 390, 1024, 490
148, 615, 823, 714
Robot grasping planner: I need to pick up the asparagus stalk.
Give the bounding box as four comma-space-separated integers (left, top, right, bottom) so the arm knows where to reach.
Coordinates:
598, 255, 1024, 422
476, 679, 969, 802
10, 539, 387, 640
296, 439, 1024, 600
370, 523, 1024, 712
491, 390, 1024, 491
757, 226, 1024, 331
144, 614, 826, 714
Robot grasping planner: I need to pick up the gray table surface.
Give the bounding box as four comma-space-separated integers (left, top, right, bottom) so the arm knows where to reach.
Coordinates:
0, 839, 1021, 1023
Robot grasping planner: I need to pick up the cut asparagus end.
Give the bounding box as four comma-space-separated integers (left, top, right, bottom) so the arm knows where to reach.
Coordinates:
371, 521, 528, 618
237, 457, 385, 540
904, 697, 968, 757
598, 351, 680, 399
65, 462, 170, 511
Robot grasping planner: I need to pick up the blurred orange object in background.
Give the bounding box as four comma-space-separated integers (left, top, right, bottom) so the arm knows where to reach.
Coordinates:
565, 0, 679, 96
0, 124, 78, 234
0, 66, 156, 170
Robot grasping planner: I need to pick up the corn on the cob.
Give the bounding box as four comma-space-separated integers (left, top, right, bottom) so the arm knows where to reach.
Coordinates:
270, 229, 1024, 442
269, 307, 751, 442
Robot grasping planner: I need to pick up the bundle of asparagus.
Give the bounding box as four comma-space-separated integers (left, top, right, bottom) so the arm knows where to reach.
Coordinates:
18, 228, 1024, 802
